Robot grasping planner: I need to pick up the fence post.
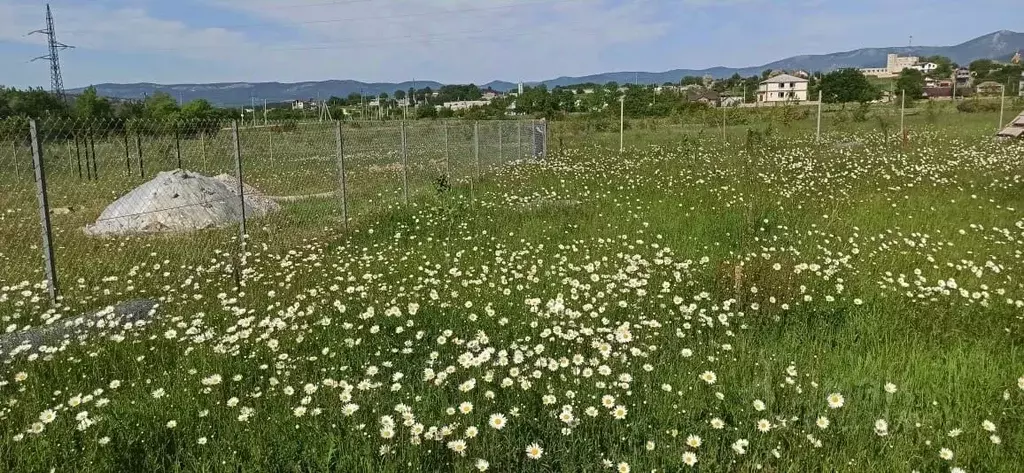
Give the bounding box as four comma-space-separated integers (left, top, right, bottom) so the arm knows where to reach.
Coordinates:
443, 121, 450, 177
900, 89, 906, 146
269, 130, 274, 167
517, 120, 522, 160
11, 141, 19, 176
89, 135, 98, 179
175, 128, 182, 169
29, 120, 58, 304
74, 134, 83, 179
816, 90, 823, 143
231, 120, 246, 287
335, 121, 348, 230
232, 120, 245, 241
401, 120, 409, 205
201, 131, 207, 171
136, 134, 144, 177
498, 121, 503, 164
474, 121, 480, 178
542, 119, 548, 158
123, 132, 130, 175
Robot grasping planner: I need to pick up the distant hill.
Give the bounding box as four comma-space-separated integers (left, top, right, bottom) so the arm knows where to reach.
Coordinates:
69, 30, 1024, 106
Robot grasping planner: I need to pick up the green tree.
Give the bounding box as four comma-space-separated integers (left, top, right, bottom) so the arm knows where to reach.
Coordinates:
394, 90, 406, 101
895, 68, 926, 101
969, 59, 996, 79
819, 68, 879, 105
921, 55, 955, 78
144, 92, 180, 120
415, 102, 437, 119
3, 87, 67, 118
179, 99, 215, 120
73, 86, 113, 119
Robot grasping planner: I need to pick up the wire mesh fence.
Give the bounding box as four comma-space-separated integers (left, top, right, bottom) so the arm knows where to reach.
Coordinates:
0, 117, 546, 304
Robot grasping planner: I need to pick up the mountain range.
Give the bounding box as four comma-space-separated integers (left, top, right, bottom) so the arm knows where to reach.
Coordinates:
69, 30, 1024, 106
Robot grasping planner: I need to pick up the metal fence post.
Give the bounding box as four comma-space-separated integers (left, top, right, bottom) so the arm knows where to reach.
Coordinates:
816, 90, 823, 143
74, 134, 83, 179
232, 120, 246, 239
401, 120, 409, 205
123, 132, 130, 175
517, 120, 522, 160
136, 134, 144, 177
175, 128, 182, 169
444, 121, 450, 177
89, 135, 98, 179
474, 121, 480, 178
542, 119, 548, 158
231, 120, 246, 287
29, 120, 58, 304
335, 121, 348, 230
201, 131, 207, 171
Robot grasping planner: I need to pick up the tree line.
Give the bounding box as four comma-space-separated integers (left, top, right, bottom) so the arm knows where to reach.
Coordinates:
3, 54, 1021, 125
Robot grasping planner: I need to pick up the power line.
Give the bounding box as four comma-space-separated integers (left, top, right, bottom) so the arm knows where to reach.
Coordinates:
59, 0, 587, 34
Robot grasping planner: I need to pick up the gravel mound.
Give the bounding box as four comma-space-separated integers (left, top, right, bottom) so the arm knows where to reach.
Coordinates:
84, 169, 280, 236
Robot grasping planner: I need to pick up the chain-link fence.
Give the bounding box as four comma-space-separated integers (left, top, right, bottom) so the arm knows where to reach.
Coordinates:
0, 117, 547, 304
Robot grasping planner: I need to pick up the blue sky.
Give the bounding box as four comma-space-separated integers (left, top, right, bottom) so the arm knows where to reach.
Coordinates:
1, 0, 1022, 89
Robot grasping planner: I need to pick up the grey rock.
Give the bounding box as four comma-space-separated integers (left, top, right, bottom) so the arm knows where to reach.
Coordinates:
84, 169, 280, 237
0, 299, 158, 358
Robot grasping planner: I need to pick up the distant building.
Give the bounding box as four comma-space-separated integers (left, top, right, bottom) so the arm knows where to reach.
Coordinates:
481, 89, 501, 101
860, 53, 920, 78
923, 87, 952, 99
686, 89, 721, 106
976, 81, 1003, 96
1019, 72, 1024, 97
911, 62, 938, 73
440, 100, 491, 111
291, 99, 319, 110
954, 68, 972, 86
757, 74, 809, 103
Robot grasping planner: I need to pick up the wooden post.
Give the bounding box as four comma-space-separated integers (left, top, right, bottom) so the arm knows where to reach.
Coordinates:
29, 120, 58, 304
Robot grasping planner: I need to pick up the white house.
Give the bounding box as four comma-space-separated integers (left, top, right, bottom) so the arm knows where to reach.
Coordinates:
756, 74, 809, 103
439, 100, 491, 111
860, 53, 920, 78
910, 62, 938, 73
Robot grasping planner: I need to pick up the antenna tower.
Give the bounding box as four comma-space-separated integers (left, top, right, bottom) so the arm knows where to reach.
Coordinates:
29, 4, 73, 104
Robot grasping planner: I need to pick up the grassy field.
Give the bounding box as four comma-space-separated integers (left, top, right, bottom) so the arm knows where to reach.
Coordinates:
1, 108, 1024, 472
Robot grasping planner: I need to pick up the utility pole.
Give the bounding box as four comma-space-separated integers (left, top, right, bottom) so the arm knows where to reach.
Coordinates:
29, 4, 73, 104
